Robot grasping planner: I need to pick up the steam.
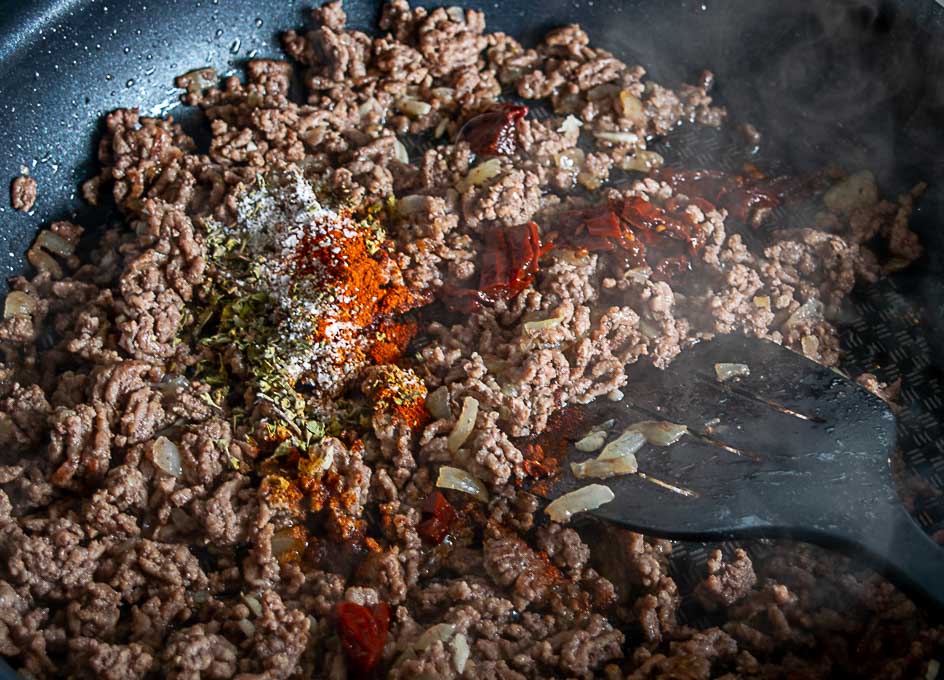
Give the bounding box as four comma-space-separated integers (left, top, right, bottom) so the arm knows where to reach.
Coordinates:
593, 0, 944, 596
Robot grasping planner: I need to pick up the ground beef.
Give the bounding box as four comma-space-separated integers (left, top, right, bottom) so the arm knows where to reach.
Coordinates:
0, 1, 935, 678
696, 548, 757, 609
10, 176, 37, 213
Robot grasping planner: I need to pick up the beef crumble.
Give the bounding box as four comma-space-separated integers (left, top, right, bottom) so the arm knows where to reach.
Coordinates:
10, 175, 37, 213
0, 2, 938, 679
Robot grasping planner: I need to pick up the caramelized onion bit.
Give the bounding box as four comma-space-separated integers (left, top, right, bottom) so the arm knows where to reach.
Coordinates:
785, 297, 824, 329
415, 623, 456, 651
396, 97, 432, 118
629, 420, 688, 446
151, 436, 182, 477
457, 158, 502, 192
3, 291, 37, 319
436, 465, 489, 502
571, 454, 637, 480
600, 429, 646, 459
447, 397, 479, 452
545, 484, 615, 523
452, 633, 470, 673
425, 386, 452, 420
574, 431, 607, 452
36, 230, 76, 256
714, 362, 750, 382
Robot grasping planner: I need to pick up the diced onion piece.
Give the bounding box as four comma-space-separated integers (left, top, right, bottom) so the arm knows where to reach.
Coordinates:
823, 170, 878, 213
714, 363, 750, 382
556, 147, 585, 171
396, 97, 432, 118
458, 158, 502, 192
452, 633, 470, 673
431, 87, 456, 101
622, 150, 664, 172
594, 130, 639, 144
619, 90, 647, 125
242, 593, 263, 617
545, 484, 615, 523
447, 397, 479, 452
151, 436, 182, 477
357, 98, 378, 117
558, 115, 583, 135
304, 445, 334, 476
599, 429, 645, 460
36, 230, 76, 256
437, 465, 489, 502
574, 431, 607, 452
27, 249, 63, 278
425, 386, 452, 420
577, 171, 602, 191
4, 291, 37, 319
237, 619, 256, 637
628, 421, 688, 446
785, 298, 824, 329
393, 138, 410, 164
571, 453, 638, 480
523, 312, 564, 335
446, 6, 466, 23
398, 194, 427, 216
416, 623, 456, 651
801, 335, 820, 357
176, 67, 217, 92
270, 527, 306, 562
926, 658, 940, 680
753, 295, 770, 309
626, 267, 652, 283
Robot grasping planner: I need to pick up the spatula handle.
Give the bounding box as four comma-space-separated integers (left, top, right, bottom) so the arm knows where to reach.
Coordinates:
839, 502, 944, 615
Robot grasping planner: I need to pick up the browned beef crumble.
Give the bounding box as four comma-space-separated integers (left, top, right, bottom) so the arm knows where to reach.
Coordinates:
0, 2, 938, 679
10, 175, 37, 213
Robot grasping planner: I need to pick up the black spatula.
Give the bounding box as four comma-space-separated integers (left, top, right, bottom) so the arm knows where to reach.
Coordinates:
549, 334, 944, 612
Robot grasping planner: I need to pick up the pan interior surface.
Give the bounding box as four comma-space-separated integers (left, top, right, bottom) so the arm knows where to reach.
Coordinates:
0, 0, 942, 676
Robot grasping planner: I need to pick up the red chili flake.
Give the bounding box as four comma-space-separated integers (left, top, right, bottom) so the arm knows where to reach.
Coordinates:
336, 601, 390, 677
418, 491, 459, 545
459, 103, 529, 157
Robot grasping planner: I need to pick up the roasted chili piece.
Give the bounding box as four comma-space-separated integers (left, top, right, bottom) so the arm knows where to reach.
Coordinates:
442, 221, 548, 311
555, 195, 704, 275
653, 165, 821, 226
336, 601, 390, 677
417, 490, 459, 545
459, 103, 529, 157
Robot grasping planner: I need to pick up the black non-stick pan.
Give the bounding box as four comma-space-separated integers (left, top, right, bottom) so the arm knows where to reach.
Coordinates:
0, 0, 943, 677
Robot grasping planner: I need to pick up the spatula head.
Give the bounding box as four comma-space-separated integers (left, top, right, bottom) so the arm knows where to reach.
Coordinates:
549, 334, 898, 541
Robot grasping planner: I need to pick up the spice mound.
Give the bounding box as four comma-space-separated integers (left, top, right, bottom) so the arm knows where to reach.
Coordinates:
216, 172, 417, 408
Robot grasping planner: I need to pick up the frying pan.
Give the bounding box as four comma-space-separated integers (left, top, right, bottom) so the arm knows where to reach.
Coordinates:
0, 0, 942, 676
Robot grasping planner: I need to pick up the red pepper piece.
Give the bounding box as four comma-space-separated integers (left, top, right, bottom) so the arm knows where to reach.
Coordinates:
615, 196, 702, 254
418, 491, 459, 545
652, 166, 821, 227
459, 103, 529, 157
478, 221, 544, 301
336, 601, 391, 677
